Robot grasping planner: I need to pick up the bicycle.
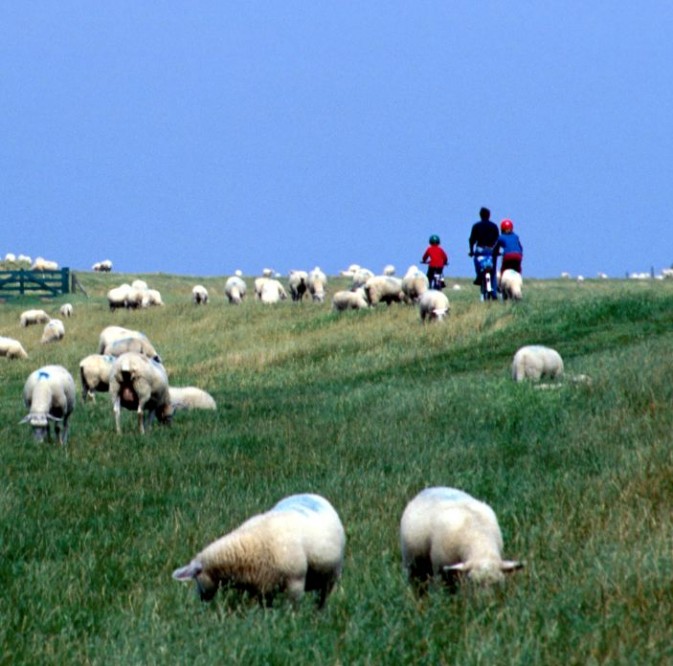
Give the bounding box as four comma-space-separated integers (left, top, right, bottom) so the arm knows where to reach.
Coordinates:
474, 254, 498, 301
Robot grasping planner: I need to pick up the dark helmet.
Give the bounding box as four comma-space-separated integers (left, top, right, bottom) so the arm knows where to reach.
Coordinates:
429, 234, 440, 245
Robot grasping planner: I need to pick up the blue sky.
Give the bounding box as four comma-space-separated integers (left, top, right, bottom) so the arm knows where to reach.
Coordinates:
2, 2, 672, 279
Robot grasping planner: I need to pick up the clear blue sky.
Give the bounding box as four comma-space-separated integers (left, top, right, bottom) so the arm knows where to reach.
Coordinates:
2, 3, 672, 279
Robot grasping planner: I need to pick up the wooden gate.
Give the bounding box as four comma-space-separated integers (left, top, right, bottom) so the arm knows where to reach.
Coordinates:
0, 268, 71, 298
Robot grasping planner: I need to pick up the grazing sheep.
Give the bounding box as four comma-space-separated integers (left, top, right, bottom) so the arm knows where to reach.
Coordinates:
364, 275, 404, 306
59, 303, 73, 318
20, 365, 76, 444
131, 279, 149, 291
92, 259, 113, 272
104, 336, 161, 363
511, 345, 564, 382
79, 354, 115, 402
109, 352, 172, 434
332, 289, 369, 311
307, 267, 327, 303
254, 276, 270, 300
419, 289, 450, 322
260, 279, 288, 304
20, 309, 50, 327
400, 487, 523, 591
143, 288, 164, 307
4, 252, 16, 262
225, 276, 247, 304
169, 386, 217, 411
173, 493, 346, 608
0, 336, 28, 359
383, 264, 396, 276
351, 267, 375, 289
401, 265, 429, 303
106, 284, 135, 311
339, 263, 361, 277
288, 270, 309, 302
40, 319, 65, 344
98, 326, 146, 354
192, 285, 209, 305
500, 269, 523, 301
261, 268, 274, 278
31, 257, 59, 271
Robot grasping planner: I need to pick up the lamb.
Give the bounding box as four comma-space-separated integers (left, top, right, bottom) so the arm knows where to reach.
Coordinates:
173, 493, 346, 608
288, 270, 309, 302
169, 386, 217, 411
192, 285, 209, 305
92, 259, 113, 272
260, 279, 288, 304
20, 365, 76, 444
59, 303, 73, 318
400, 487, 523, 591
0, 336, 28, 359
511, 345, 564, 382
20, 309, 50, 327
109, 351, 172, 434
332, 288, 369, 311
364, 275, 404, 306
308, 267, 327, 303
401, 265, 429, 303
40, 318, 65, 344
79, 354, 115, 402
225, 276, 247, 304
418, 289, 450, 322
500, 269, 523, 301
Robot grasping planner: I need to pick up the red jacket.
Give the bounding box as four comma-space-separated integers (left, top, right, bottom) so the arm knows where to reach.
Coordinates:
422, 245, 448, 269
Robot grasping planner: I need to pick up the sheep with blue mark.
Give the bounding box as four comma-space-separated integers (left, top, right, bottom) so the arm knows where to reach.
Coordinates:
173, 493, 346, 608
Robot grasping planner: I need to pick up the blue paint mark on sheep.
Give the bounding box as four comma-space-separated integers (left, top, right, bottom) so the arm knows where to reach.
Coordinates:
38, 370, 50, 380
272, 494, 327, 516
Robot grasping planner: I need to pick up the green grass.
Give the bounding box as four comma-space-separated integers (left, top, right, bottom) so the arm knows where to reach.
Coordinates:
1, 273, 672, 664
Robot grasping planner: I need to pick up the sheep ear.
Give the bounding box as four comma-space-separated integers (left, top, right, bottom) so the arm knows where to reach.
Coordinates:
501, 560, 524, 573
19, 415, 31, 425
443, 563, 469, 573
172, 560, 203, 581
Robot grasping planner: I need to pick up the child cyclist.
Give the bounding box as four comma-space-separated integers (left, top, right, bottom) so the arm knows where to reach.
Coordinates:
421, 235, 448, 290
495, 219, 524, 276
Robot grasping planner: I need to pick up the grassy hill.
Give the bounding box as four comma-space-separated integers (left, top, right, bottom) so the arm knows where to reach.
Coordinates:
1, 272, 672, 664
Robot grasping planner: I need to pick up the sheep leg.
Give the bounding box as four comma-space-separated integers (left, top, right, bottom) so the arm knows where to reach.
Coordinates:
113, 396, 122, 434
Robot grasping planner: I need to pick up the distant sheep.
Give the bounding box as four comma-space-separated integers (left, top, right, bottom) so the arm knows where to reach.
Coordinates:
173, 493, 346, 608
260, 279, 288, 304
418, 289, 450, 322
225, 276, 247, 304
364, 275, 404, 306
20, 365, 76, 444
351, 267, 375, 289
79, 354, 115, 402
0, 336, 28, 359
169, 386, 217, 411
31, 257, 59, 271
109, 352, 172, 434
308, 267, 327, 303
131, 279, 149, 291
511, 345, 564, 382
92, 259, 113, 272
20, 309, 50, 327
500, 269, 523, 301
106, 284, 136, 311
332, 289, 369, 311
192, 285, 209, 305
288, 270, 309, 302
400, 487, 523, 590
59, 303, 73, 318
383, 264, 396, 276
40, 319, 65, 344
401, 265, 429, 303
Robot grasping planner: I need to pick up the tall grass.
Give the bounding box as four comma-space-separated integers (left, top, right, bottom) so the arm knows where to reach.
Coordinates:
1, 274, 672, 664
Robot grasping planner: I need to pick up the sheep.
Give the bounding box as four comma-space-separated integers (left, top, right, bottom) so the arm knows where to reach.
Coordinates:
511, 345, 564, 382
351, 267, 375, 289
0, 336, 28, 359
59, 303, 73, 318
383, 264, 396, 276
364, 275, 404, 306
92, 259, 113, 272
339, 263, 361, 277
307, 267, 327, 303
109, 351, 172, 434
106, 284, 134, 311
260, 279, 288, 304
79, 354, 115, 402
169, 386, 217, 411
4, 252, 16, 262
20, 365, 76, 444
143, 288, 164, 307
98, 325, 149, 354
261, 268, 274, 277
254, 276, 270, 300
31, 257, 59, 271
332, 288, 369, 311
104, 336, 161, 362
131, 279, 149, 291
225, 276, 247, 304
40, 318, 65, 344
401, 265, 429, 303
500, 269, 523, 301
288, 270, 309, 302
192, 285, 209, 305
172, 493, 346, 608
20, 309, 50, 327
419, 289, 450, 322
400, 487, 523, 591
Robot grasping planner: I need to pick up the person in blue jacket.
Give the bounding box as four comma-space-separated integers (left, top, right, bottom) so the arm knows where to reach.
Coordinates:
495, 218, 524, 276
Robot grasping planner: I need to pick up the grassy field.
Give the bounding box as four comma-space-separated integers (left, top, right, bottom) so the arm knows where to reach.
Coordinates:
0, 272, 672, 665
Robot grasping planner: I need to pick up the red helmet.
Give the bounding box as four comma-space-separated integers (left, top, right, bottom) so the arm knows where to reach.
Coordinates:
500, 219, 514, 233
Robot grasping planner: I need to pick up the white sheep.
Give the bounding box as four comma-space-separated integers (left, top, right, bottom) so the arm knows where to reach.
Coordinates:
40, 318, 65, 344
31, 257, 59, 271
400, 487, 523, 590
364, 275, 404, 306
98, 325, 144, 353
143, 288, 164, 307
168, 386, 217, 411
332, 288, 369, 311
131, 279, 149, 291
351, 267, 375, 288
192, 285, 209, 305
92, 259, 113, 272
260, 279, 288, 304
109, 351, 172, 434
79, 354, 115, 402
339, 263, 361, 277
500, 269, 523, 301
511, 345, 564, 382
401, 265, 429, 303
4, 252, 16, 262
418, 289, 450, 322
261, 268, 274, 277
59, 303, 73, 318
104, 336, 161, 363
173, 493, 346, 607
0, 336, 28, 359
288, 270, 309, 302
307, 267, 327, 303
106, 284, 135, 311
20, 365, 76, 444
383, 264, 396, 276
254, 276, 270, 299
20, 309, 50, 327
225, 276, 247, 304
